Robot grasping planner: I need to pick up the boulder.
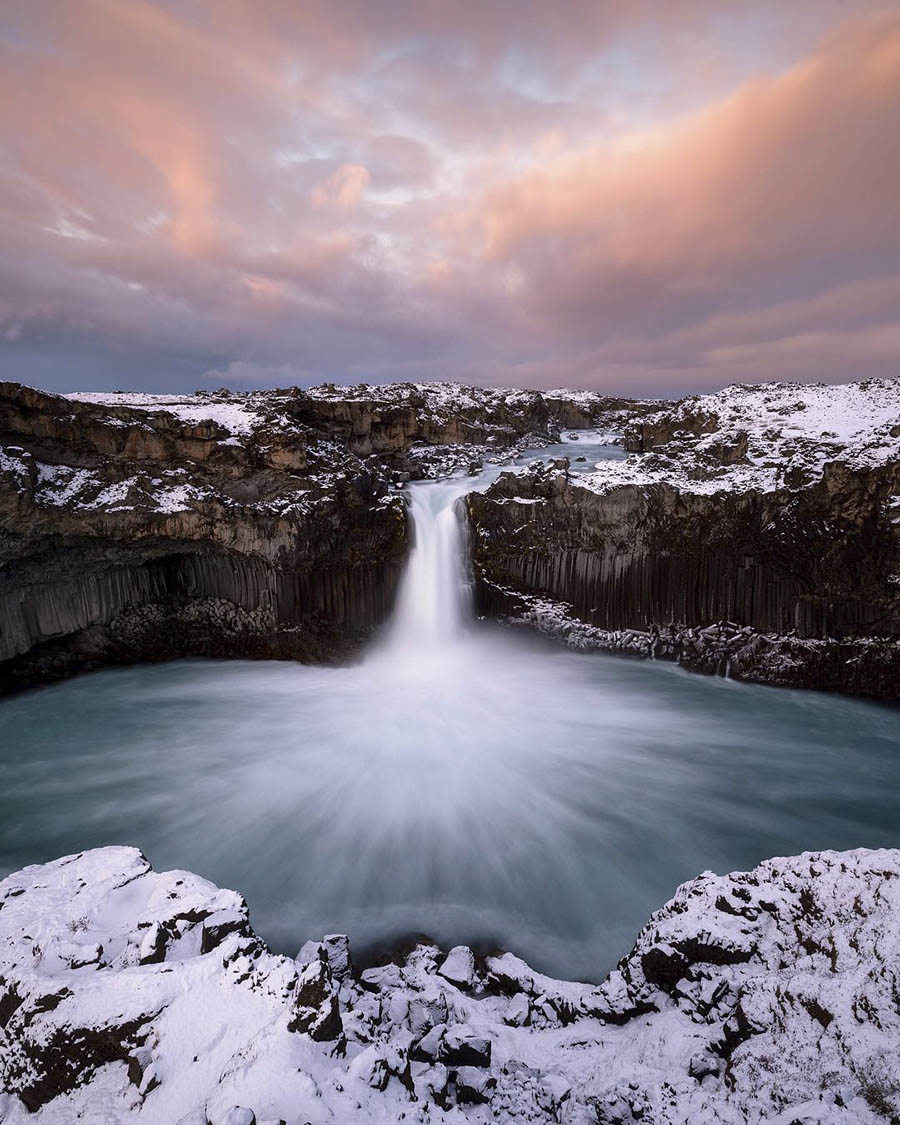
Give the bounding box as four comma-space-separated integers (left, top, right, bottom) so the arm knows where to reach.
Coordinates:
437, 945, 474, 989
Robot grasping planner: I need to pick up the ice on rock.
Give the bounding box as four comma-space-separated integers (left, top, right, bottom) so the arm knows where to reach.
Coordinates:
503, 993, 530, 1026
408, 994, 448, 1039
414, 1022, 447, 1061
295, 938, 322, 966
322, 933, 352, 983
416, 1061, 449, 1102
347, 1045, 390, 1091
454, 1065, 496, 1104
439, 1026, 492, 1068
288, 957, 343, 1042
538, 1073, 572, 1110
212, 1111, 256, 1125
486, 950, 535, 993
295, 933, 351, 983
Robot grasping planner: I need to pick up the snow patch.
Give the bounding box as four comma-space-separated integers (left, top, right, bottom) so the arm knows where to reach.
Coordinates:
66, 392, 262, 436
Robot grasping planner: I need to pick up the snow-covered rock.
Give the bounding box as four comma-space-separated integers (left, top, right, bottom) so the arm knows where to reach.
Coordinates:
1, 845, 899, 1122
437, 944, 475, 988
605, 376, 900, 496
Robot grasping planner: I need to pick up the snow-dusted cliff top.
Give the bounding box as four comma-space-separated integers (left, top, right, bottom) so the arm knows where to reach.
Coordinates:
63, 377, 900, 502
0, 379, 628, 523
1, 845, 898, 1123
579, 377, 900, 496
66, 391, 266, 437
65, 382, 620, 439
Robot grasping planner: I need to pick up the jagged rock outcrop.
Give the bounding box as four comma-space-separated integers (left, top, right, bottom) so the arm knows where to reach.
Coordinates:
467, 379, 900, 697
0, 380, 622, 693
1, 846, 898, 1122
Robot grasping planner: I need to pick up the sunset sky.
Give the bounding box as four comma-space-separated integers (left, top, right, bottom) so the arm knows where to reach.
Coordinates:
2, 1, 899, 395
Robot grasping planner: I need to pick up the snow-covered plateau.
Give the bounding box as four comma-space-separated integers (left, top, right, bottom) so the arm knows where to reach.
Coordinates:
606, 378, 900, 496
2, 844, 899, 1124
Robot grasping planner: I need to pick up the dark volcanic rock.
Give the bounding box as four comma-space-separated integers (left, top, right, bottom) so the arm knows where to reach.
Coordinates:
467, 379, 900, 698
0, 379, 619, 694
3, 376, 896, 697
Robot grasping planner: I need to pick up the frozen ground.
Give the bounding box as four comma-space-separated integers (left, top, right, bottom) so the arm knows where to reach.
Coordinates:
581, 378, 900, 496
1, 845, 898, 1123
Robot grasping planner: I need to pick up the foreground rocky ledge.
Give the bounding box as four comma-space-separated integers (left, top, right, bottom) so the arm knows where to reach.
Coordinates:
1, 847, 898, 1122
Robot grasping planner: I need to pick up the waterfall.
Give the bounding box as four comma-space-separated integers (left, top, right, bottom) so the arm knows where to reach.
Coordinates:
383, 479, 473, 653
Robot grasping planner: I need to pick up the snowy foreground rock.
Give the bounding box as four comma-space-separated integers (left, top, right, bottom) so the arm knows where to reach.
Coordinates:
2, 848, 899, 1122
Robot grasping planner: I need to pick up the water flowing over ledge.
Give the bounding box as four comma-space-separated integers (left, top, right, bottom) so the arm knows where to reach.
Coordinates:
381, 479, 475, 654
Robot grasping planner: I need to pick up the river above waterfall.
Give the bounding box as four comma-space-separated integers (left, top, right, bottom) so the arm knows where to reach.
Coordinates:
1, 437, 898, 983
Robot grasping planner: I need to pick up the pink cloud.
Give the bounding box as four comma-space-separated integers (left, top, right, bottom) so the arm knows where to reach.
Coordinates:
0, 1, 897, 393
311, 165, 371, 210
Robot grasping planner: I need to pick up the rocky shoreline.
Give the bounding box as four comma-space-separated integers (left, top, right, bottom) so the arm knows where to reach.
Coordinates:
1, 844, 898, 1122
486, 581, 900, 697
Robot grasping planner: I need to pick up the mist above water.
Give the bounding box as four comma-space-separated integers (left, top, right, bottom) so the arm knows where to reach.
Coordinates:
0, 446, 898, 981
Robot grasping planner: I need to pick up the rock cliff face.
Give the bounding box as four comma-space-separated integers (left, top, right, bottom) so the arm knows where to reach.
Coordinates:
3, 376, 898, 696
468, 379, 900, 697
0, 384, 405, 692
1, 845, 898, 1123
0, 380, 624, 693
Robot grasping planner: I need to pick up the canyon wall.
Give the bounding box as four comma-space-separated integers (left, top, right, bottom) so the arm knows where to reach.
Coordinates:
0, 380, 618, 692
469, 465, 899, 639
0, 384, 402, 691
467, 381, 900, 697
3, 376, 897, 696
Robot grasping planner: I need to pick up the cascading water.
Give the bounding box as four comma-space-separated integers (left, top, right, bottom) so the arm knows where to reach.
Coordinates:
0, 436, 898, 982
382, 480, 473, 654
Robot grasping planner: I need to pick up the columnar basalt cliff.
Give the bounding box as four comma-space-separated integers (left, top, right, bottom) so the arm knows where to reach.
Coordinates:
3, 377, 898, 696
0, 385, 405, 692
1, 845, 898, 1122
0, 380, 626, 693
468, 379, 900, 697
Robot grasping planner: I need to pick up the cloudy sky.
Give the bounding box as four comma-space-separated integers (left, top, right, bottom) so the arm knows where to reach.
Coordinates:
1, 1, 899, 395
